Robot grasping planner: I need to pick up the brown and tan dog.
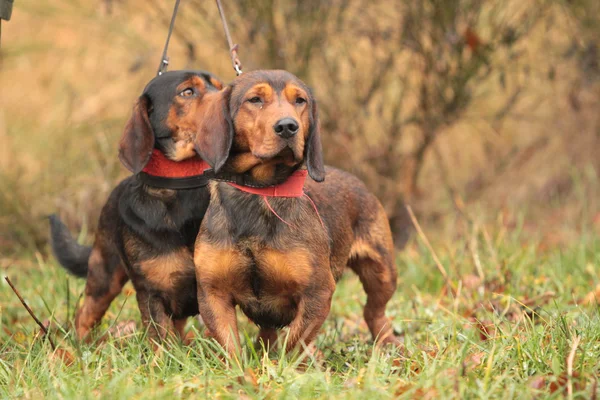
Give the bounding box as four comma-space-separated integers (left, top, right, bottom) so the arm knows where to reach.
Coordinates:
192, 70, 400, 354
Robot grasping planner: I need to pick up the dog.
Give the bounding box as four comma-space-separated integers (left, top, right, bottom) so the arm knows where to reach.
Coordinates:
50, 70, 225, 343
191, 70, 400, 354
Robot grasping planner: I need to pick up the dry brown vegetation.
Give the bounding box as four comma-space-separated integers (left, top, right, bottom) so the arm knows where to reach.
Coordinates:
0, 0, 599, 255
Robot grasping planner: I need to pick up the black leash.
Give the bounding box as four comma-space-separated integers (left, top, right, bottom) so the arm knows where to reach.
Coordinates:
157, 0, 242, 77
215, 0, 242, 76
0, 0, 16, 49
157, 0, 182, 75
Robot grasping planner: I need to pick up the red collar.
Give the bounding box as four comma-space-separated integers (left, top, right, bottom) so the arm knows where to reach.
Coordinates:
141, 150, 307, 197
227, 170, 307, 198
141, 149, 210, 178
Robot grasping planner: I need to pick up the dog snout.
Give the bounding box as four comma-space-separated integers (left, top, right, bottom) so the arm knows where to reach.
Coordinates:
273, 118, 299, 139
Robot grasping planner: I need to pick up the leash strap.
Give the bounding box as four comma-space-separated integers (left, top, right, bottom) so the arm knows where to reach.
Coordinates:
157, 0, 181, 76
215, 0, 242, 76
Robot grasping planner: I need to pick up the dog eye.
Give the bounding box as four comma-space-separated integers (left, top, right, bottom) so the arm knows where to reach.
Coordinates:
295, 97, 307, 105
247, 96, 262, 104
179, 88, 194, 97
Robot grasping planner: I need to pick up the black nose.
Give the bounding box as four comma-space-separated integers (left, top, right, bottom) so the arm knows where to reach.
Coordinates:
273, 118, 299, 139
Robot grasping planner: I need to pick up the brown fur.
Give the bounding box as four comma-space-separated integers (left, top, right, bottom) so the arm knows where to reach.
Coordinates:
192, 70, 400, 355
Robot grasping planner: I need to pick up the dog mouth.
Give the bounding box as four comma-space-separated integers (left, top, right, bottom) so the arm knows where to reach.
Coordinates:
252, 143, 301, 164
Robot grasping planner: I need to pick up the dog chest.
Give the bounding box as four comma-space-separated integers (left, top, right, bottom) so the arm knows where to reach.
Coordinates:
236, 246, 313, 328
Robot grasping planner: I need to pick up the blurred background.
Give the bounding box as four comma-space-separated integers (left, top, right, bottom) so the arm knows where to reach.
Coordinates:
1, 0, 599, 258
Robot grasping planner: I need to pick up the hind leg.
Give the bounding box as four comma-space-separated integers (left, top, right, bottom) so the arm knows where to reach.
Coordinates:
75, 244, 129, 340
349, 255, 399, 346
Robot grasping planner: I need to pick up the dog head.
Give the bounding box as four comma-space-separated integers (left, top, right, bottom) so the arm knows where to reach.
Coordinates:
118, 70, 224, 174
193, 69, 325, 184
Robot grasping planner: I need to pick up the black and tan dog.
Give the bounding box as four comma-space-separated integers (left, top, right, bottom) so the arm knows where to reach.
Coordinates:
50, 70, 227, 343
192, 70, 400, 354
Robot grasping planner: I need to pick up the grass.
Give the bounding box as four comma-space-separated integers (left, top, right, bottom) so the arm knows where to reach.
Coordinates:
1, 222, 600, 399
2, 1, 599, 397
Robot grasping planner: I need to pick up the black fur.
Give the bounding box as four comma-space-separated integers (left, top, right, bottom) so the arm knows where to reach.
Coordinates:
49, 214, 92, 278
50, 70, 222, 340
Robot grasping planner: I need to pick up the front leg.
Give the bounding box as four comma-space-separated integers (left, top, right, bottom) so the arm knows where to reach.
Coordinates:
136, 290, 176, 346
195, 236, 246, 356
256, 328, 278, 351
197, 286, 240, 355
284, 275, 335, 353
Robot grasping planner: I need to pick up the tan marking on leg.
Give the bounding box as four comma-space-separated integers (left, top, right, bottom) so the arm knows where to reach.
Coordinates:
349, 239, 383, 263
195, 241, 247, 355
75, 248, 128, 341
139, 248, 193, 292
198, 288, 240, 355
350, 204, 400, 345
349, 256, 399, 346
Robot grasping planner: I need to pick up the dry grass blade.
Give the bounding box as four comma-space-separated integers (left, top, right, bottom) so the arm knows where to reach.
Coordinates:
469, 226, 485, 282
567, 335, 581, 400
4, 275, 56, 351
406, 206, 454, 291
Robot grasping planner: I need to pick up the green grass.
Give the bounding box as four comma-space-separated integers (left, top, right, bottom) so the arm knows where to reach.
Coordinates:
1, 229, 600, 399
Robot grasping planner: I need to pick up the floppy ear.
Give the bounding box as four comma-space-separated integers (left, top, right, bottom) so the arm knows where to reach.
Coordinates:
194, 87, 233, 172
305, 97, 326, 182
118, 96, 154, 174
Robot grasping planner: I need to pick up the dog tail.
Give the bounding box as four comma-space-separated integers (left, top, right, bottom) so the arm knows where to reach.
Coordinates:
49, 214, 91, 278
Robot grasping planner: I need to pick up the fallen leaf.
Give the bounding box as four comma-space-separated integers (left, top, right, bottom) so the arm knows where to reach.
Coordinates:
395, 384, 438, 399
237, 368, 258, 387
529, 375, 547, 390
464, 27, 483, 52
580, 284, 600, 305
592, 212, 600, 229
13, 331, 27, 344
548, 373, 569, 394
529, 372, 585, 394
465, 351, 485, 370
521, 291, 556, 308
343, 377, 359, 389
395, 382, 413, 396
472, 318, 496, 341
53, 348, 76, 367
462, 274, 482, 291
